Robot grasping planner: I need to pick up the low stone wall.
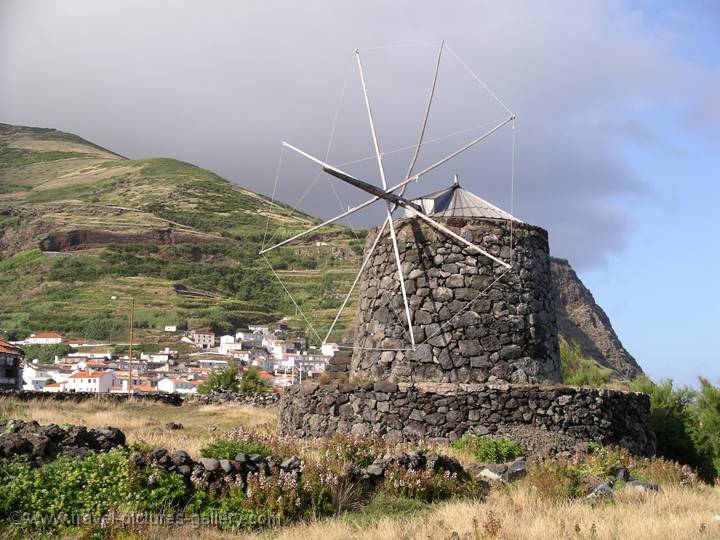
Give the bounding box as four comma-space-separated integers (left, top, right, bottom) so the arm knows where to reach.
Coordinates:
0, 390, 279, 407
184, 392, 280, 407
278, 383, 656, 456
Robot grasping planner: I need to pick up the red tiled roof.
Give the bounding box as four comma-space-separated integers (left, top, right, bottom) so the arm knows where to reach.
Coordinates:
69, 371, 108, 379
44, 382, 65, 388
0, 339, 23, 356
132, 385, 156, 392
30, 332, 64, 339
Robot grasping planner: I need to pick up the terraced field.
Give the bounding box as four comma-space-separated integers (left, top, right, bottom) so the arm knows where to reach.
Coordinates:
0, 123, 363, 343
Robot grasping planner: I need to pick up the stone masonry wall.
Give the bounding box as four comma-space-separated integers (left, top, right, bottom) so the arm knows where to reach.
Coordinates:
0, 390, 280, 407
351, 217, 561, 384
278, 383, 656, 456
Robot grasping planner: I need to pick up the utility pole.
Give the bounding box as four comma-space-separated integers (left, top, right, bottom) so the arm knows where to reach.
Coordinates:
128, 296, 135, 396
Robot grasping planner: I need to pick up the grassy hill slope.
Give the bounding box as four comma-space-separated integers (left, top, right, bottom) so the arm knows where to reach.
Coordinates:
0, 123, 364, 343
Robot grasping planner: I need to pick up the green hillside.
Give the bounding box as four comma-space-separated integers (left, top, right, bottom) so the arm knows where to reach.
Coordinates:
0, 123, 364, 344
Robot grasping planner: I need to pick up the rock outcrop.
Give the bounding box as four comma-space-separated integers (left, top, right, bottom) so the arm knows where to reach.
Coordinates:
550, 257, 643, 378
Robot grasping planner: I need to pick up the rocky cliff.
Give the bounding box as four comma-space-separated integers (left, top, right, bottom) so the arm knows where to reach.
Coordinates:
550, 257, 643, 379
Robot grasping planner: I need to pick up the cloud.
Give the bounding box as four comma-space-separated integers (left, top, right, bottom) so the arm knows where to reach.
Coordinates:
0, 0, 713, 269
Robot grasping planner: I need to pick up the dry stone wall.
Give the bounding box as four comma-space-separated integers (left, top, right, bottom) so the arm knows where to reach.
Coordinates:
278, 382, 656, 456
351, 217, 561, 384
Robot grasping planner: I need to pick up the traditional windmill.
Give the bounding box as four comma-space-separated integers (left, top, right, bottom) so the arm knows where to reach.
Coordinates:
260, 42, 532, 368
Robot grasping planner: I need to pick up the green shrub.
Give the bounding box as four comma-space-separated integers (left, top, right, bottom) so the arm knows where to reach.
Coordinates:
450, 435, 525, 463
689, 377, 720, 480
197, 365, 240, 394
21, 344, 72, 364
560, 341, 613, 387
200, 439, 272, 460
240, 367, 270, 393
0, 448, 193, 535
628, 376, 707, 475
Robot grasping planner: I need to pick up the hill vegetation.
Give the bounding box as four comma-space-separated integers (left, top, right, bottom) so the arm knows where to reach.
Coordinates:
0, 123, 363, 344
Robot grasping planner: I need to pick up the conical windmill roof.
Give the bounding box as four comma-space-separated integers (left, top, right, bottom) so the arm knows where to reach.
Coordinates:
405, 179, 521, 222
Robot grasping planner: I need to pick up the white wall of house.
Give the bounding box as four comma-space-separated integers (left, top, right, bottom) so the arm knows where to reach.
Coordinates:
321, 343, 339, 357
26, 334, 63, 345
158, 378, 198, 394
66, 371, 114, 393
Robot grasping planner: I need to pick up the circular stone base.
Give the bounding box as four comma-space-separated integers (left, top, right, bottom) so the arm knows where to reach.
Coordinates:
278, 382, 655, 456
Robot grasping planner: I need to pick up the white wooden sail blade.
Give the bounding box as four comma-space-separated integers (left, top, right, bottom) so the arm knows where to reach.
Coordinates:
355, 48, 415, 348
322, 216, 390, 345
404, 205, 512, 269
258, 173, 418, 255
412, 115, 515, 180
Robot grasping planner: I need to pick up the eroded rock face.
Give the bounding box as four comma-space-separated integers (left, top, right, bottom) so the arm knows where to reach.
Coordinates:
351, 217, 561, 384
550, 258, 643, 379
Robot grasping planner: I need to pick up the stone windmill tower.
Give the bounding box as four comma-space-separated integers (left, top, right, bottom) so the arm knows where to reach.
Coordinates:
350, 176, 561, 384
274, 43, 655, 457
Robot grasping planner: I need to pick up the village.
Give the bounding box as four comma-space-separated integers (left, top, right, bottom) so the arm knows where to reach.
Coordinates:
0, 323, 337, 394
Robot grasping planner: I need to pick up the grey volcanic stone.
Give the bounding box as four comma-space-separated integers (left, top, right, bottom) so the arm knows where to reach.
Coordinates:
627, 480, 660, 493
278, 383, 656, 456
587, 482, 615, 501
350, 217, 562, 384
199, 458, 220, 472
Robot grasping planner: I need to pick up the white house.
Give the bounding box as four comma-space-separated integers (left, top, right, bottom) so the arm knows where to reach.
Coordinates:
251, 355, 274, 373
65, 370, 114, 393
164, 325, 177, 332
248, 325, 271, 335
25, 332, 64, 345
188, 329, 215, 349
22, 363, 53, 391
157, 378, 199, 394
235, 331, 265, 346
41, 381, 67, 392
280, 353, 330, 374
321, 342, 339, 357
198, 358, 229, 369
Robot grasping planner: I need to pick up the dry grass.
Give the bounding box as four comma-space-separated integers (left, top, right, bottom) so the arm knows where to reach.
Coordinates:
3, 397, 720, 539
0, 397, 277, 456
142, 483, 720, 540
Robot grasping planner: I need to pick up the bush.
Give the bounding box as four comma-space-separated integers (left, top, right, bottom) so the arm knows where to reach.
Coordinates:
560, 341, 613, 387
200, 439, 272, 460
450, 435, 525, 463
21, 344, 72, 364
690, 377, 720, 480
628, 376, 706, 475
0, 448, 193, 535
240, 367, 269, 393
197, 365, 240, 394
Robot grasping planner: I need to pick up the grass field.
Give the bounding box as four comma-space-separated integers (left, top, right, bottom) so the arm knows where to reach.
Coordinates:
0, 123, 363, 343
2, 396, 719, 539
0, 397, 276, 456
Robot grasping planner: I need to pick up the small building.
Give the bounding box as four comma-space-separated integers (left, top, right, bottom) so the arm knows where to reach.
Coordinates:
235, 331, 265, 346
198, 358, 229, 369
188, 329, 215, 349
25, 332, 64, 345
66, 370, 114, 393
0, 339, 23, 390
41, 381, 67, 393
251, 355, 274, 373
321, 342, 339, 357
164, 325, 178, 332
157, 378, 199, 394
22, 363, 53, 391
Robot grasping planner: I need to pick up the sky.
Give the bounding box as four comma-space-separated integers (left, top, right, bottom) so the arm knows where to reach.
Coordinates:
1, 0, 718, 386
